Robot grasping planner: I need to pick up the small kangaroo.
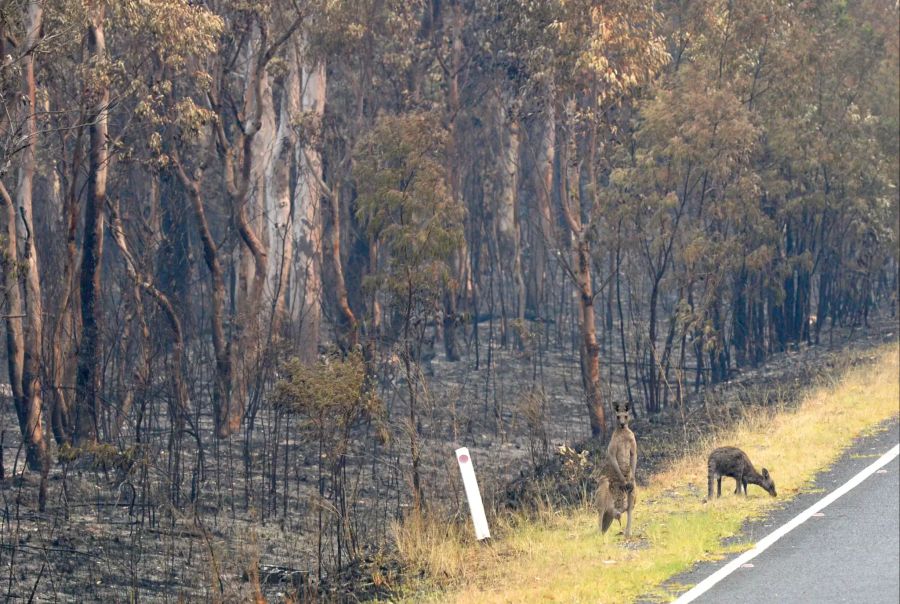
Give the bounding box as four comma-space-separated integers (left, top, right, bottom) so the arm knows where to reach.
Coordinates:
707, 446, 777, 499
595, 402, 637, 536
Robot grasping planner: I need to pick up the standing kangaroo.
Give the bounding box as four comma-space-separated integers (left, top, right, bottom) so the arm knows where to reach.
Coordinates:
707, 446, 777, 498
595, 402, 637, 536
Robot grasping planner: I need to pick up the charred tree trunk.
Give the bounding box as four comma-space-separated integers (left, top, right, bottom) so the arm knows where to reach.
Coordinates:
709, 299, 729, 383
442, 2, 465, 361
329, 182, 358, 351
732, 267, 748, 365
108, 201, 189, 419
797, 267, 811, 344
527, 105, 555, 317
559, 130, 605, 441
752, 297, 766, 364
647, 281, 660, 413
816, 268, 830, 345
615, 237, 634, 408
75, 3, 107, 444
493, 98, 524, 349
173, 159, 233, 438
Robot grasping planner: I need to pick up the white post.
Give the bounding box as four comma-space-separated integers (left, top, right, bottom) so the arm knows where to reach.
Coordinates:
455, 447, 491, 540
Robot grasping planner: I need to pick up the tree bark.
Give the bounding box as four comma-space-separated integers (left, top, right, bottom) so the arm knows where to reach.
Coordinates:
75, 2, 108, 444
3, 0, 48, 470
232, 21, 272, 315
0, 181, 45, 471
296, 143, 357, 351
495, 107, 525, 348
49, 125, 83, 446
575, 236, 604, 439
528, 105, 555, 316
441, 0, 466, 361
108, 201, 189, 422
206, 14, 302, 433
558, 129, 605, 441
266, 53, 299, 332
328, 181, 358, 350
293, 61, 326, 363
173, 157, 233, 438
647, 280, 660, 413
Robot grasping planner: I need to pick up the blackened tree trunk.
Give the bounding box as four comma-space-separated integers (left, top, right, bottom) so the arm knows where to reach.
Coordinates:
527, 105, 555, 317
442, 1, 465, 361
75, 3, 108, 444
816, 268, 831, 345
732, 267, 748, 365
647, 281, 660, 413
173, 158, 233, 438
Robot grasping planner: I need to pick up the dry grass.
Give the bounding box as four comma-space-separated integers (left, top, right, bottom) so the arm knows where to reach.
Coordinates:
390, 511, 483, 581
392, 344, 900, 603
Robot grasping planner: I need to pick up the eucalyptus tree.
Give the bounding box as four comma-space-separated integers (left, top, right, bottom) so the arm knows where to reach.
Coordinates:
353, 112, 465, 511
0, 0, 48, 471
483, 0, 669, 438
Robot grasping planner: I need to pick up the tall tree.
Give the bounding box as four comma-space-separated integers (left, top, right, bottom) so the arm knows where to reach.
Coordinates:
74, 1, 109, 443
0, 0, 49, 469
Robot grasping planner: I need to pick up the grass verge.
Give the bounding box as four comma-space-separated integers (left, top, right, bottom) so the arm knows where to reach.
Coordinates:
392, 343, 899, 603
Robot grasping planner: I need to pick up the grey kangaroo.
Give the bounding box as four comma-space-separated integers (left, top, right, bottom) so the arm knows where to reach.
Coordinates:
707, 446, 777, 498
595, 402, 637, 536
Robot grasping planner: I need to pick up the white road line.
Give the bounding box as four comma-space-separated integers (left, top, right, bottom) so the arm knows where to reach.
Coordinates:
672, 444, 900, 604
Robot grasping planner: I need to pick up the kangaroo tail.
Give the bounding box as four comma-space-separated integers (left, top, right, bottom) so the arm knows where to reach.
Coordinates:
600, 510, 615, 534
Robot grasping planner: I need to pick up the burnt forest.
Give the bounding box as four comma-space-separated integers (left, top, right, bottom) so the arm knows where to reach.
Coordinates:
0, 0, 896, 601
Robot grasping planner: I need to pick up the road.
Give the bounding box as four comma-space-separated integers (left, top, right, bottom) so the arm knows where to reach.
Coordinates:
667, 419, 900, 604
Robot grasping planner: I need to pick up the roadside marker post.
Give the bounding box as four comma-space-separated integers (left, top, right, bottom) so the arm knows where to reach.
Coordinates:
455, 447, 491, 540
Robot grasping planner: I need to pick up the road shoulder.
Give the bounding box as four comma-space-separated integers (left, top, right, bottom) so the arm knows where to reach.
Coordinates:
645, 415, 900, 603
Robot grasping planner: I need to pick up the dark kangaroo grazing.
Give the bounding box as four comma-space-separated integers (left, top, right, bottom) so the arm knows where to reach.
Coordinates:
595, 402, 637, 536
707, 446, 777, 498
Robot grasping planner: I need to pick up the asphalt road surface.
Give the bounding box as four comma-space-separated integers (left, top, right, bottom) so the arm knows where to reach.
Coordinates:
666, 418, 900, 604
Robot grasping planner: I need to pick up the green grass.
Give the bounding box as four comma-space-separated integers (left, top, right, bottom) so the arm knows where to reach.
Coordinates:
392, 344, 900, 603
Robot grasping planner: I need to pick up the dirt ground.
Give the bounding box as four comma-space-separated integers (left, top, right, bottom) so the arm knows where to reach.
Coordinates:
0, 316, 895, 602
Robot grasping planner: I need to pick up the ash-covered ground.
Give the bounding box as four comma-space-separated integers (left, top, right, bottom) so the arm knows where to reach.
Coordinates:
0, 316, 895, 602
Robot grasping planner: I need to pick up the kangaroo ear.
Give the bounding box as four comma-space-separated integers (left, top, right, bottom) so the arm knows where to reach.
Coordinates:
762, 468, 770, 478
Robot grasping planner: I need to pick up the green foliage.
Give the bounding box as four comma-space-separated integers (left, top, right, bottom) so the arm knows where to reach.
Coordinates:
353, 112, 465, 310
272, 352, 382, 431
272, 351, 389, 478
307, 0, 423, 68
57, 442, 147, 476
479, 0, 669, 108
601, 0, 898, 352
111, 0, 223, 70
